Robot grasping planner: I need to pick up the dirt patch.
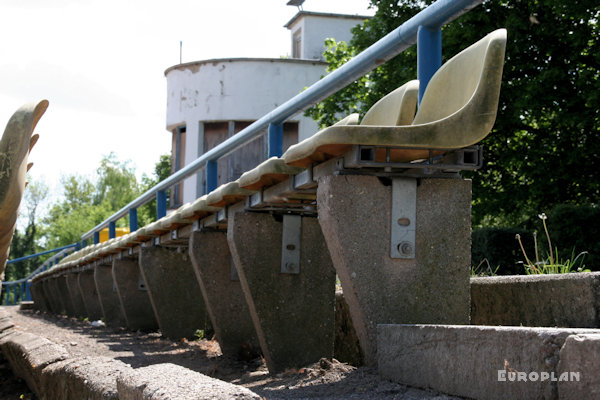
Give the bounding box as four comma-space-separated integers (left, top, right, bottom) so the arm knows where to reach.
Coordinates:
2, 306, 462, 399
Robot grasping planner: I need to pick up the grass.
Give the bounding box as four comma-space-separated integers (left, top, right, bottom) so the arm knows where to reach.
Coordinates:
516, 213, 590, 274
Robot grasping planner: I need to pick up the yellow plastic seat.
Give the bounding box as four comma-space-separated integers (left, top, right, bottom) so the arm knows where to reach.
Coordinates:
237, 157, 305, 191
205, 182, 257, 208
282, 29, 506, 167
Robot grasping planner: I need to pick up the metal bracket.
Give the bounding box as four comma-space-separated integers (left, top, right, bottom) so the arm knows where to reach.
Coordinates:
281, 214, 301, 274
390, 178, 417, 259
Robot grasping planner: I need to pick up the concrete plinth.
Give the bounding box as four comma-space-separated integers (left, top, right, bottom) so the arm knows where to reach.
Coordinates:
317, 175, 471, 365
139, 246, 210, 340
112, 258, 158, 332
77, 270, 104, 321
66, 273, 87, 318
189, 230, 259, 357
41, 279, 60, 314
56, 275, 77, 316
30, 282, 49, 312
228, 212, 336, 373
48, 277, 67, 315
94, 265, 126, 328
557, 333, 600, 399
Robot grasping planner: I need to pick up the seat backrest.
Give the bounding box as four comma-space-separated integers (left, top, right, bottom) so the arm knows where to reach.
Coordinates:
412, 29, 507, 125
360, 80, 419, 126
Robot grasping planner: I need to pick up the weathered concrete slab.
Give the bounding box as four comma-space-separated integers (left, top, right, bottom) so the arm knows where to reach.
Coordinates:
40, 356, 131, 400
228, 212, 336, 373
94, 265, 126, 328
117, 363, 261, 400
378, 324, 600, 400
139, 246, 210, 340
0, 330, 68, 395
65, 273, 87, 318
189, 229, 259, 357
557, 333, 600, 399
55, 275, 76, 316
77, 270, 103, 321
471, 272, 600, 328
317, 175, 471, 365
112, 258, 158, 332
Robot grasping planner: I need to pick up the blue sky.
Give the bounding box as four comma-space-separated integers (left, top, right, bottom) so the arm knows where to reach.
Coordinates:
0, 0, 373, 203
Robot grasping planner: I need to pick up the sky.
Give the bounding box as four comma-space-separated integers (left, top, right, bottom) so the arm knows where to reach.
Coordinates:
0, 0, 374, 203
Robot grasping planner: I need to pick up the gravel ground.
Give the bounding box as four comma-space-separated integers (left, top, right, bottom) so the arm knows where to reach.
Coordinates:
1, 306, 463, 399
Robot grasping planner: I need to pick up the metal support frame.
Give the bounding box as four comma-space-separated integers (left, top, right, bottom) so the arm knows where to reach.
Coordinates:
390, 178, 417, 259
281, 214, 302, 274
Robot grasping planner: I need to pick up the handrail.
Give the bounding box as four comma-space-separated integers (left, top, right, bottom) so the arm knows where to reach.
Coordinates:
81, 0, 483, 241
2, 245, 77, 285
6, 243, 78, 265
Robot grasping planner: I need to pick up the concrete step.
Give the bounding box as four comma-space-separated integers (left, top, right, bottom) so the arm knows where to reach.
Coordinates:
378, 324, 600, 400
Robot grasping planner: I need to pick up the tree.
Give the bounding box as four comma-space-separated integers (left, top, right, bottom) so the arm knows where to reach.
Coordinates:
306, 0, 600, 226
6, 179, 48, 281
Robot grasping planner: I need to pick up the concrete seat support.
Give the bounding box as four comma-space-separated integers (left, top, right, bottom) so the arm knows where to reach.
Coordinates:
57, 275, 77, 316
41, 279, 61, 314
65, 273, 87, 318
77, 270, 103, 321
112, 258, 158, 332
30, 282, 49, 312
94, 264, 126, 327
317, 175, 471, 365
227, 211, 336, 373
139, 246, 210, 340
189, 230, 259, 357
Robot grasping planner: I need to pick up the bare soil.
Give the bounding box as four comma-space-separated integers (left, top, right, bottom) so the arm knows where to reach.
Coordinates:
1, 306, 462, 399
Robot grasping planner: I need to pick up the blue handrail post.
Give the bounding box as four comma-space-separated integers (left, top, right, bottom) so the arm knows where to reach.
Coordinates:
25, 281, 32, 301
129, 208, 138, 232
156, 191, 167, 219
109, 221, 116, 239
93, 231, 100, 244
268, 123, 284, 158
11, 284, 17, 305
417, 25, 442, 104
206, 160, 218, 194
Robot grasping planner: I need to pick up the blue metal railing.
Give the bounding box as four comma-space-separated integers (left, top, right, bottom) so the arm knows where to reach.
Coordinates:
1, 244, 77, 305
79, 0, 483, 245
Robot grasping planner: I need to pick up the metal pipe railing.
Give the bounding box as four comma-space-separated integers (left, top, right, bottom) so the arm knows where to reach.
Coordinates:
81, 0, 483, 242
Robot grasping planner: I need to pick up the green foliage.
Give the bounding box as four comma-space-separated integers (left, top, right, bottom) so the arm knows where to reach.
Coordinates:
305, 0, 600, 226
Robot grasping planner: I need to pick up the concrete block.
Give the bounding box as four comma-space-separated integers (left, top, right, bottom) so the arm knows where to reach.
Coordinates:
117, 363, 261, 399
189, 230, 259, 357
47, 277, 67, 315
317, 175, 471, 365
0, 308, 14, 332
55, 275, 76, 316
40, 356, 131, 400
112, 258, 158, 332
77, 270, 104, 321
471, 272, 600, 328
0, 330, 68, 396
30, 282, 49, 312
94, 265, 126, 328
228, 211, 336, 373
139, 246, 210, 340
65, 273, 87, 318
378, 324, 600, 400
557, 333, 600, 399
41, 279, 61, 314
